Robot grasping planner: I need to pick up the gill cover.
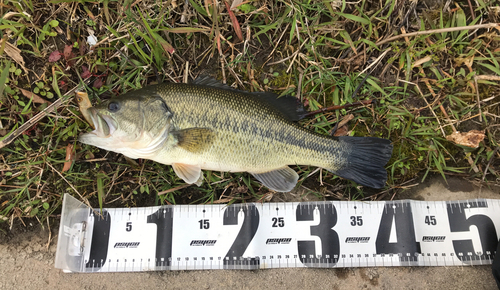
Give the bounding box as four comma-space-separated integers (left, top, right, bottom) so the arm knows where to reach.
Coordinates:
79, 93, 173, 160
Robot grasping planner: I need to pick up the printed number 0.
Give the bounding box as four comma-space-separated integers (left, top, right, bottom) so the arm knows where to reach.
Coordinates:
296, 203, 340, 267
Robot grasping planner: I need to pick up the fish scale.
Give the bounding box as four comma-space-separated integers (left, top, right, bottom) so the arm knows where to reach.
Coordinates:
154, 83, 343, 172
78, 77, 393, 191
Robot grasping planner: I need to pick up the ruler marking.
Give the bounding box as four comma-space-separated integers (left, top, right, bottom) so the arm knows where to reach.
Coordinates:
56, 195, 500, 272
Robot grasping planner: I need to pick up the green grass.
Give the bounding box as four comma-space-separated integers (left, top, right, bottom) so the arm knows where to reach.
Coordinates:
0, 0, 499, 225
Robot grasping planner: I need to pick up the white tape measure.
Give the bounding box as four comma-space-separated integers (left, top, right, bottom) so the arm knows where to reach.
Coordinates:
55, 193, 500, 272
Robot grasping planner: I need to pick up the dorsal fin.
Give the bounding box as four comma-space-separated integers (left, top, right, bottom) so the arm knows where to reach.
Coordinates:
251, 92, 306, 121
192, 75, 237, 91
192, 75, 306, 121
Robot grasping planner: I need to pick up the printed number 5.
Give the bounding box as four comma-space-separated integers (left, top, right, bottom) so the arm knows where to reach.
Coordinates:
272, 217, 284, 227
350, 216, 363, 226
424, 216, 436, 225
126, 222, 132, 232
447, 201, 498, 263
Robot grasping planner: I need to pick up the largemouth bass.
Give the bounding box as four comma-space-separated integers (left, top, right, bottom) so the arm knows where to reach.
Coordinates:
78, 77, 393, 192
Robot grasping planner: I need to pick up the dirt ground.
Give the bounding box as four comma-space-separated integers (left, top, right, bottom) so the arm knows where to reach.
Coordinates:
1, 176, 499, 290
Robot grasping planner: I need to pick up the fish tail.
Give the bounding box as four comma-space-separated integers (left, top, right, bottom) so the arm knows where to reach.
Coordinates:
326, 136, 393, 189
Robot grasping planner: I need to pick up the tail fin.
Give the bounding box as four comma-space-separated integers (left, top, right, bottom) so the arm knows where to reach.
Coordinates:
329, 136, 393, 189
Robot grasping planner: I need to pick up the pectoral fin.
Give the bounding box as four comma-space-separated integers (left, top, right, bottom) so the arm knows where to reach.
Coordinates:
173, 128, 214, 153
250, 166, 299, 192
172, 163, 203, 186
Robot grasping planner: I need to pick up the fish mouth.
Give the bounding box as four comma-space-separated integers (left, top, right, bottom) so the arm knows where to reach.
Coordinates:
86, 107, 117, 138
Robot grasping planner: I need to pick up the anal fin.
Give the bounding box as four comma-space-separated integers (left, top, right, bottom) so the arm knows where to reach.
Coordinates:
172, 163, 203, 186
250, 166, 299, 192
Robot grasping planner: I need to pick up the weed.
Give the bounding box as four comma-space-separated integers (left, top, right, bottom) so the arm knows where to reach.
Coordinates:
0, 0, 499, 225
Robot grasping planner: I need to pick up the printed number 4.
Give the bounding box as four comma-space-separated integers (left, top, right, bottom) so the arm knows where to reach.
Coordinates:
272, 217, 284, 227
425, 216, 437, 225
350, 216, 363, 226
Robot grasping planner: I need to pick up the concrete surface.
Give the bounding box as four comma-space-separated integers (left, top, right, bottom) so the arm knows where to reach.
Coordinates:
1, 176, 499, 290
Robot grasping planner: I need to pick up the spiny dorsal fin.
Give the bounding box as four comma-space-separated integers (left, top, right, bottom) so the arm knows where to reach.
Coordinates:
251, 92, 306, 121
192, 75, 237, 91
192, 75, 306, 121
173, 128, 215, 153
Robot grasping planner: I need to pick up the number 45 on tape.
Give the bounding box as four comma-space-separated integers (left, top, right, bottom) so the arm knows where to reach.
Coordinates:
55, 193, 500, 273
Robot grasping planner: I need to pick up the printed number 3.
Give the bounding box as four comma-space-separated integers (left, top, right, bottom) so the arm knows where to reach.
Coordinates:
296, 203, 340, 267
350, 216, 363, 226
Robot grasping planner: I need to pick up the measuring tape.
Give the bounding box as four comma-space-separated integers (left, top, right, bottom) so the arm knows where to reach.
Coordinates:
55, 193, 500, 272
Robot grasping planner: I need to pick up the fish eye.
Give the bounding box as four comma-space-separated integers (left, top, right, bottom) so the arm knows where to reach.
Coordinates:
108, 101, 120, 112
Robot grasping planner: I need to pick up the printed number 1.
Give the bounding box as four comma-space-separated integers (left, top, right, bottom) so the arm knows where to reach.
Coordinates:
198, 219, 210, 229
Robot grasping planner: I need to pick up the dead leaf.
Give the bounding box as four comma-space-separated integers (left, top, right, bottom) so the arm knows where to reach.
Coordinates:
446, 130, 485, 148
164, 27, 210, 33
331, 114, 354, 136
81, 66, 91, 78
204, 0, 213, 16
19, 88, 52, 104
333, 125, 349, 137
93, 78, 103, 88
412, 56, 432, 68
62, 144, 75, 172
0, 38, 27, 72
78, 38, 87, 56
48, 51, 61, 62
63, 45, 73, 59
63, 45, 76, 66
476, 75, 500, 81
225, 1, 243, 42
3, 12, 28, 20
158, 38, 175, 54
230, 0, 244, 10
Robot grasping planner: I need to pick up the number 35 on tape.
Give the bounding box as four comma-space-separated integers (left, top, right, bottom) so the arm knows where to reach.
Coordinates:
55, 194, 500, 272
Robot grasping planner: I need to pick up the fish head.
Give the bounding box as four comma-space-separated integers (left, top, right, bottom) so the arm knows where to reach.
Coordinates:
78, 94, 173, 159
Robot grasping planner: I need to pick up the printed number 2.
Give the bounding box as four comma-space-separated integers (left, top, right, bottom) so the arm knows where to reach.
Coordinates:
350, 216, 363, 226
424, 216, 436, 225
223, 205, 260, 269
272, 217, 284, 227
